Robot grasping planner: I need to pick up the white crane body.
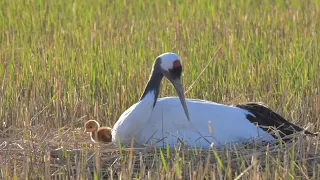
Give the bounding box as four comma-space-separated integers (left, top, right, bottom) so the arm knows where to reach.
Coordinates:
112, 53, 314, 149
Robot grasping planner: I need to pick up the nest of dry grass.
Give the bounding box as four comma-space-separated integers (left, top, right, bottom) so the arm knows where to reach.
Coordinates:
0, 125, 319, 179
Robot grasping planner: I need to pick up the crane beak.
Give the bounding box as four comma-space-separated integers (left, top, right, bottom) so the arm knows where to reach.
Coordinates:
172, 79, 190, 121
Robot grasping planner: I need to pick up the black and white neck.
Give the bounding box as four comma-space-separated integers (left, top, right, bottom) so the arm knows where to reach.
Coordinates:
139, 52, 190, 120
140, 57, 163, 107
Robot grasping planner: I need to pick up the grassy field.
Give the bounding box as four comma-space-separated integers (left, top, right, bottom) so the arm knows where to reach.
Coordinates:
0, 0, 319, 179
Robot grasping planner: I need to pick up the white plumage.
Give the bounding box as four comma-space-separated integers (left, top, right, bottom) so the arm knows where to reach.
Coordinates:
113, 92, 274, 148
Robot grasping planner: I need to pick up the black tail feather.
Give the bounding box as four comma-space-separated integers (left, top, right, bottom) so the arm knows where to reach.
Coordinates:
236, 103, 317, 140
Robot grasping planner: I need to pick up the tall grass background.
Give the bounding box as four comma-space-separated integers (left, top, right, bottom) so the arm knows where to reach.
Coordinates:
0, 0, 319, 179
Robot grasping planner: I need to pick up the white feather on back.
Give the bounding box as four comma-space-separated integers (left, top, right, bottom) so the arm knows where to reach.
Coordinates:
135, 96, 275, 148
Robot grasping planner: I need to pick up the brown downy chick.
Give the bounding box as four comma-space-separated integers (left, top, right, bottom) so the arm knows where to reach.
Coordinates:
84, 120, 112, 143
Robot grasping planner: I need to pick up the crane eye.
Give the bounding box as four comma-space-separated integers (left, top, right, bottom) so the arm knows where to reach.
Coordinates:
172, 60, 181, 69
169, 66, 182, 79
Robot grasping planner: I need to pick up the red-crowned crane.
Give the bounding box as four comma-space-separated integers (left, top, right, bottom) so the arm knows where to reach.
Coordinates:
112, 52, 316, 148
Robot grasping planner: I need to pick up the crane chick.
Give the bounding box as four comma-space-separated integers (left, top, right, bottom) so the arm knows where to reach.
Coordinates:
84, 120, 112, 143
